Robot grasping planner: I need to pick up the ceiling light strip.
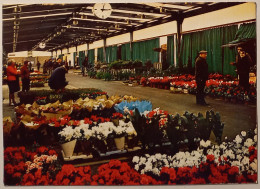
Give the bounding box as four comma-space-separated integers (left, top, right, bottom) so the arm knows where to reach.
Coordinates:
84, 6, 168, 17
3, 12, 72, 21
73, 17, 139, 25
80, 12, 150, 22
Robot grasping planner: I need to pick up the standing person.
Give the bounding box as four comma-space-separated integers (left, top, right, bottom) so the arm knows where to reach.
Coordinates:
6, 60, 20, 105
48, 65, 68, 92
37, 61, 41, 71
82, 57, 88, 76
230, 46, 253, 91
195, 50, 209, 105
28, 62, 32, 72
20, 61, 30, 92
236, 50, 253, 91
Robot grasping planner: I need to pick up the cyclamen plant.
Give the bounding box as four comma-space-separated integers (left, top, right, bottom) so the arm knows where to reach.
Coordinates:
132, 128, 257, 178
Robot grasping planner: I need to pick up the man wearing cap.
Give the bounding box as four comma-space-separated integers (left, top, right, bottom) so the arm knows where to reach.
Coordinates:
20, 60, 30, 92
195, 50, 209, 105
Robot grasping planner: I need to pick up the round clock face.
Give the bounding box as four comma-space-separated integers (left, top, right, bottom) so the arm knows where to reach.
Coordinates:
92, 3, 112, 19
39, 42, 46, 49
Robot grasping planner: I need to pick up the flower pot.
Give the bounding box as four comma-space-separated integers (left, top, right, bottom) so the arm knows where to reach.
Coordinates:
114, 136, 125, 150
61, 139, 77, 157
111, 118, 119, 126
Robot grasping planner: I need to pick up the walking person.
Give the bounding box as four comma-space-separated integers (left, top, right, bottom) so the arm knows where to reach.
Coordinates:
20, 60, 30, 92
6, 60, 20, 106
195, 50, 209, 105
37, 61, 41, 71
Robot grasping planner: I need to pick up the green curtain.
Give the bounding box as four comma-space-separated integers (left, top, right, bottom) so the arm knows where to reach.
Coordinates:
105, 45, 118, 63
179, 34, 192, 67
58, 54, 64, 60
97, 47, 104, 62
121, 43, 131, 60
222, 25, 238, 75
233, 22, 256, 43
88, 49, 95, 66
167, 36, 174, 66
78, 51, 85, 67
132, 38, 159, 64
179, 25, 238, 75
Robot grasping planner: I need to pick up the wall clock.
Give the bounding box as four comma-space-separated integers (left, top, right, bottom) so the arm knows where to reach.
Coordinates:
39, 42, 46, 49
92, 3, 112, 19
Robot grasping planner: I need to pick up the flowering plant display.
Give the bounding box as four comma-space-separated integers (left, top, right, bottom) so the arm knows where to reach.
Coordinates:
4, 146, 59, 185
114, 100, 152, 115
91, 159, 159, 185
132, 127, 257, 184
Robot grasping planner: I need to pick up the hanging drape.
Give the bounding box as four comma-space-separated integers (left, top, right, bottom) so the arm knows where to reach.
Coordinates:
106, 45, 118, 63
179, 25, 238, 75
121, 43, 131, 61
132, 38, 159, 64
58, 54, 64, 60
222, 25, 238, 75
73, 52, 77, 66
78, 51, 85, 67
166, 36, 174, 66
88, 49, 95, 66
97, 47, 104, 62
231, 22, 256, 44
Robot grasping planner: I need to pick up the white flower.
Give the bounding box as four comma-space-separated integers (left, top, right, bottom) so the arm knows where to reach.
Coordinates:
134, 164, 139, 171
152, 168, 160, 175
140, 169, 145, 174
241, 131, 246, 137
132, 156, 139, 163
155, 153, 162, 159
241, 157, 249, 166
250, 161, 257, 172
200, 140, 211, 148
244, 138, 254, 147
254, 128, 257, 134
139, 157, 146, 164
254, 135, 257, 142
234, 135, 243, 144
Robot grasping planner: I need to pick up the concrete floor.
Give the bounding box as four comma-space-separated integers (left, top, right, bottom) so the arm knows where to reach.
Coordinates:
2, 70, 257, 140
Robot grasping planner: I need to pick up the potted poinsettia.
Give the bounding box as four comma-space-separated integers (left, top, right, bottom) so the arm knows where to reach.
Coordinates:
58, 126, 81, 157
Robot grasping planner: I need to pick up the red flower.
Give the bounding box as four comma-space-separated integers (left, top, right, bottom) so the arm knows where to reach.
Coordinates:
92, 175, 99, 182
16, 161, 26, 172
13, 172, 22, 178
36, 175, 49, 185
4, 164, 14, 175
14, 152, 24, 161
248, 146, 255, 153
247, 174, 257, 182
90, 181, 98, 185
61, 178, 70, 185
190, 178, 206, 184
34, 169, 42, 179
48, 149, 58, 156
98, 179, 105, 185
36, 146, 48, 154
228, 166, 239, 175
206, 154, 215, 163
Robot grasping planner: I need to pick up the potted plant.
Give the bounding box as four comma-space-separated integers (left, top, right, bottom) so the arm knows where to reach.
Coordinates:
58, 126, 80, 157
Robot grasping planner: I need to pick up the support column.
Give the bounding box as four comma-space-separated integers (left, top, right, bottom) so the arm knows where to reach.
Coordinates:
176, 16, 184, 69
130, 31, 133, 60
103, 38, 107, 63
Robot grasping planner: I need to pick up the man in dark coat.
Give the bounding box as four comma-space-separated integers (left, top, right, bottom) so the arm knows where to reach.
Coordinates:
48, 65, 68, 92
195, 50, 209, 105
236, 50, 252, 91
